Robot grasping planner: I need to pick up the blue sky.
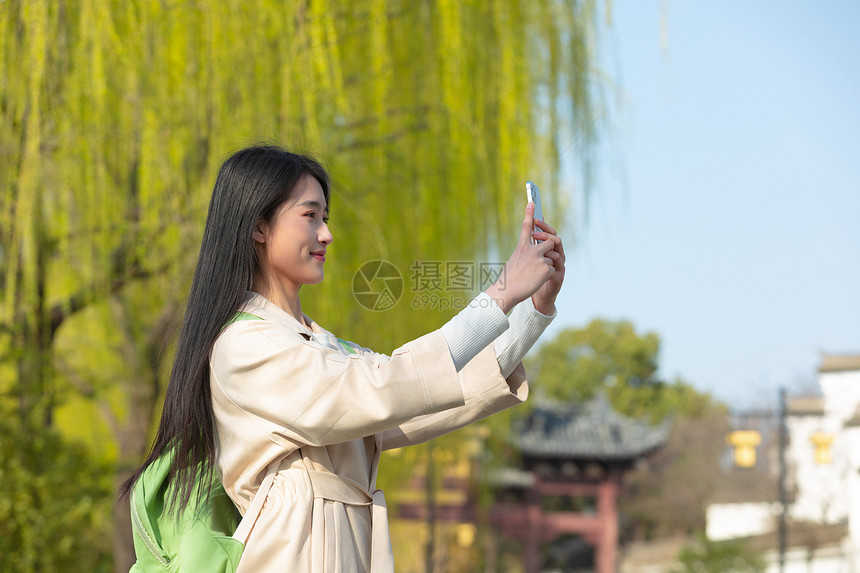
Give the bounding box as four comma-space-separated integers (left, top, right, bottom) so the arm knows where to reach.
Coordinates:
544, 0, 860, 407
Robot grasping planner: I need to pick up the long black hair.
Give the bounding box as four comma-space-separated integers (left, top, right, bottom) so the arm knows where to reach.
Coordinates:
119, 145, 330, 510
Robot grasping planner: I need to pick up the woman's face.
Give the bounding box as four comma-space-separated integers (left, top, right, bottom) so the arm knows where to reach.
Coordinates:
254, 175, 333, 292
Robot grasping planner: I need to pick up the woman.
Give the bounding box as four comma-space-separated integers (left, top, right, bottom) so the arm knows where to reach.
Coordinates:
121, 145, 565, 572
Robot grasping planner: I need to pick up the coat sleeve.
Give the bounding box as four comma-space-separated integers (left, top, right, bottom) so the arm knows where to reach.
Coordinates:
210, 320, 466, 448
379, 341, 529, 451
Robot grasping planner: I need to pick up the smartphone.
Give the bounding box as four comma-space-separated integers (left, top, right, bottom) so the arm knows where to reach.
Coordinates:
526, 181, 544, 244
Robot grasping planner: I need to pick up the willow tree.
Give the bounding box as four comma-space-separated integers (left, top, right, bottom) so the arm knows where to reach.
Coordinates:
1, 1, 608, 570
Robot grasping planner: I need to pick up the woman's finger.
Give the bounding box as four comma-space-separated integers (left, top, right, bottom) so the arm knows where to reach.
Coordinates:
546, 251, 564, 268
534, 228, 564, 260
554, 234, 565, 262
520, 202, 536, 245
534, 218, 557, 235
536, 236, 557, 256
532, 230, 562, 252
531, 230, 558, 241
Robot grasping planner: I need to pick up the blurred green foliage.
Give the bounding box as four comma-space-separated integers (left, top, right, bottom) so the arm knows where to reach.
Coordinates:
525, 318, 718, 421
671, 536, 766, 573
0, 407, 114, 572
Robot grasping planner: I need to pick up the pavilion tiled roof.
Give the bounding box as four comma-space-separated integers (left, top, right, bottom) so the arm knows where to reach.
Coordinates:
515, 394, 671, 460
819, 353, 860, 373
786, 396, 824, 416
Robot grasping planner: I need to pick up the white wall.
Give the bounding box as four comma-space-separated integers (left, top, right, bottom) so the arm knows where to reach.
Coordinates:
787, 412, 848, 524
785, 369, 860, 526
820, 370, 860, 424
707, 502, 778, 541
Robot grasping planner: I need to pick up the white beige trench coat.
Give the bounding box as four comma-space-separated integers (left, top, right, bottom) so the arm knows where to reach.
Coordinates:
210, 292, 530, 572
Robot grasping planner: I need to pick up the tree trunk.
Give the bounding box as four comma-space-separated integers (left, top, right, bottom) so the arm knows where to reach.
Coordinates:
113, 473, 136, 573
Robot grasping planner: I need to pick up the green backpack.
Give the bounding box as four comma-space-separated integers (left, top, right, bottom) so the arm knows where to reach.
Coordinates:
129, 448, 277, 572
129, 312, 275, 572
128, 311, 367, 570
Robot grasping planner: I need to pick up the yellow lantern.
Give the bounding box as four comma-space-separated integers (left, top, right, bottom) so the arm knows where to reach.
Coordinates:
455, 523, 476, 547
810, 432, 834, 465
727, 430, 762, 468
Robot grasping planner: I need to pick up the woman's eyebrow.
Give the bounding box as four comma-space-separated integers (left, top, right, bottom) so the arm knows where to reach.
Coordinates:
296, 200, 328, 214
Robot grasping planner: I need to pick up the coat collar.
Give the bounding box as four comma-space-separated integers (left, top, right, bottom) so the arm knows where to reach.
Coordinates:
240, 291, 330, 340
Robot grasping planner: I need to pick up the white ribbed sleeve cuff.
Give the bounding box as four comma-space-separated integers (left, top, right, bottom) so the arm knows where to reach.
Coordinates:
494, 297, 556, 378
440, 292, 510, 372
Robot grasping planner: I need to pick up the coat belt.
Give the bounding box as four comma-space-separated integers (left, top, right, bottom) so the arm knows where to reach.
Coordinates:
306, 469, 394, 572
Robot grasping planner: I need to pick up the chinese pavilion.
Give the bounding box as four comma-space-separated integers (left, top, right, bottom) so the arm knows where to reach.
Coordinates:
489, 394, 671, 573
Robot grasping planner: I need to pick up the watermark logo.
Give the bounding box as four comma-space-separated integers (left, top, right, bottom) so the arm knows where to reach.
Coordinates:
352, 259, 506, 312
352, 260, 404, 311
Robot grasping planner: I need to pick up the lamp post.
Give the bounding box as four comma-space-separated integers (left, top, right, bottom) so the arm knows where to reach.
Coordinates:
778, 387, 787, 573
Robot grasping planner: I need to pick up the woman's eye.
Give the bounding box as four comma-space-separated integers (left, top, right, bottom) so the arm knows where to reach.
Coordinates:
303, 212, 328, 223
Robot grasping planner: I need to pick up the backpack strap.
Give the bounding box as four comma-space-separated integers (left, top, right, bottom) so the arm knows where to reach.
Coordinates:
221, 311, 264, 332
232, 462, 279, 544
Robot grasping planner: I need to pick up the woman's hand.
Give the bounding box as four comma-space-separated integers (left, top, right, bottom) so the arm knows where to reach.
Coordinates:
485, 202, 560, 314
530, 217, 565, 315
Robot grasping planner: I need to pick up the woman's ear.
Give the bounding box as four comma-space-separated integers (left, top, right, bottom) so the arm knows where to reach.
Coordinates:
252, 219, 267, 244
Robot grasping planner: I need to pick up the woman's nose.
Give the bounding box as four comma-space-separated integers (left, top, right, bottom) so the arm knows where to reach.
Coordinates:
319, 223, 333, 245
